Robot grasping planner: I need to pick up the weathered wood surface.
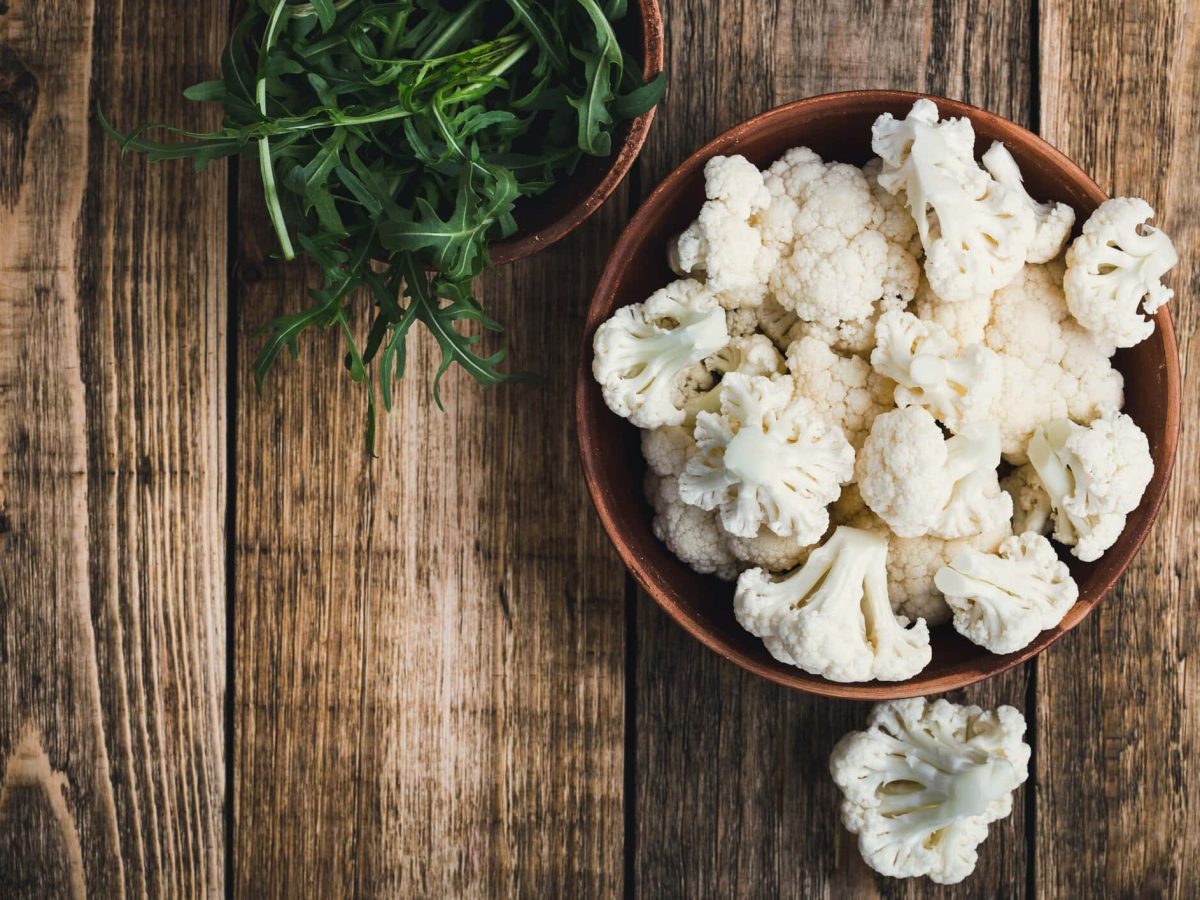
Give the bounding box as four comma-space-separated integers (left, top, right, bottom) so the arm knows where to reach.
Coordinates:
1, 0, 1198, 897
0, 0, 227, 897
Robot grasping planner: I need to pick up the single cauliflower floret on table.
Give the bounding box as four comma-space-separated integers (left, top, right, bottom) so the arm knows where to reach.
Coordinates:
830, 698, 1030, 885
982, 263, 1124, 463
1064, 197, 1178, 349
1028, 408, 1155, 561
912, 275, 992, 348
681, 334, 784, 421
871, 310, 1001, 433
645, 473, 740, 581
734, 526, 931, 682
872, 99, 1035, 303
981, 142, 1075, 264
679, 373, 854, 542
670, 155, 777, 308
786, 336, 895, 450
844, 505, 1010, 627
1001, 464, 1052, 535
857, 408, 1012, 540
592, 279, 729, 428
936, 532, 1078, 654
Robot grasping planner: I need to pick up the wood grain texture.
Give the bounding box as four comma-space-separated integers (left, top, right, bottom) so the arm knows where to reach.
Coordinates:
633, 1, 1034, 897
1037, 1, 1200, 896
232, 190, 630, 894
0, 0, 227, 897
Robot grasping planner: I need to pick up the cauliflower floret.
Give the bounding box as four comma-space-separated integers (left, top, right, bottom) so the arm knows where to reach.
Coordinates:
1001, 464, 1052, 535
936, 532, 1079, 654
734, 526, 931, 682
669, 155, 777, 308
769, 164, 894, 325
872, 99, 1035, 303
786, 336, 895, 450
983, 264, 1124, 461
646, 473, 740, 581
863, 157, 921, 255
830, 698, 1030, 885
1027, 409, 1155, 561
872, 310, 1001, 432
912, 275, 992, 348
641, 426, 695, 476
857, 408, 1012, 540
592, 279, 730, 428
679, 373, 854, 541
682, 334, 785, 421
756, 295, 805, 351
981, 142, 1075, 264
1064, 197, 1178, 349
725, 306, 760, 338
846, 506, 1010, 627
724, 526, 815, 573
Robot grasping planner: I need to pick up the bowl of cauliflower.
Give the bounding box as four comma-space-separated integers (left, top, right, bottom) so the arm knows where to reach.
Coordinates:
576, 90, 1181, 699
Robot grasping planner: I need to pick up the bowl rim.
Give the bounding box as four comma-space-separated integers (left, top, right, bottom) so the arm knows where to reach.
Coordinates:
575, 88, 1182, 700
489, 0, 665, 266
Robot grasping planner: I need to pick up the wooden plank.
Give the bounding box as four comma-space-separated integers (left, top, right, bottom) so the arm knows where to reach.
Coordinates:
633, 1, 1036, 897
233, 164, 630, 894
0, 0, 227, 897
1036, 1, 1200, 896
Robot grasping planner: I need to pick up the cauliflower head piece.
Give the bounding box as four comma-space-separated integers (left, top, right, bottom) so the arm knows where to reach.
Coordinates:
936, 532, 1079, 654
981, 141, 1075, 264
786, 336, 895, 450
670, 155, 777, 308
872, 99, 1035, 303
857, 408, 1012, 540
872, 310, 1001, 432
593, 279, 729, 428
1001, 464, 1052, 535
646, 473, 740, 581
680, 373, 854, 542
830, 698, 1030, 885
1064, 197, 1178, 349
1028, 409, 1154, 561
681, 334, 784, 422
734, 526, 931, 682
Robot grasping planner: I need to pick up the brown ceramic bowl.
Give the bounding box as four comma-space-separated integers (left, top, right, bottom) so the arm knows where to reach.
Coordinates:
489, 0, 664, 265
576, 90, 1181, 700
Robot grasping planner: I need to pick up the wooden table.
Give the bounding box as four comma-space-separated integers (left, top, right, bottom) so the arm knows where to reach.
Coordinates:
1, 1, 1196, 896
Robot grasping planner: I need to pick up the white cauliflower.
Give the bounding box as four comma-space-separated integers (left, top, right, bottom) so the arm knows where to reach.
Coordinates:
872, 99, 1035, 303
830, 698, 1030, 885
857, 408, 1012, 540
646, 473, 740, 581
786, 336, 895, 449
845, 506, 1011, 627
679, 373, 854, 541
592, 279, 729, 428
768, 163, 896, 325
1001, 464, 1052, 535
641, 426, 695, 477
1064, 197, 1178, 349
871, 310, 1001, 432
734, 526, 931, 682
862, 157, 921, 255
1027, 409, 1155, 561
724, 526, 815, 573
983, 264, 1123, 462
670, 155, 777, 307
936, 532, 1079, 654
756, 295, 805, 351
981, 142, 1075, 264
681, 334, 785, 422
912, 275, 992, 348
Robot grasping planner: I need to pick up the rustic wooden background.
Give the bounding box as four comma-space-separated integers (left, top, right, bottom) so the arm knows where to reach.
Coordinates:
0, 0, 1196, 897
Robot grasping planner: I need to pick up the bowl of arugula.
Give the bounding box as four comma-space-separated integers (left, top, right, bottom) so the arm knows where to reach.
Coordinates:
105, 0, 665, 444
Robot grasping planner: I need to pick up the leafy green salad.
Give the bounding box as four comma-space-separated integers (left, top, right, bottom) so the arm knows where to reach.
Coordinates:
105, 0, 664, 448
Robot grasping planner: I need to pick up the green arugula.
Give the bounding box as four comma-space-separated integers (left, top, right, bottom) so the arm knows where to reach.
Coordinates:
103, 0, 664, 453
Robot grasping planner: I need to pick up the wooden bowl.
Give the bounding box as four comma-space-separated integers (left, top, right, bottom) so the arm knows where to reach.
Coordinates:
489, 0, 664, 265
575, 90, 1181, 700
